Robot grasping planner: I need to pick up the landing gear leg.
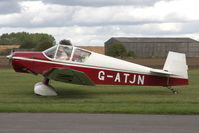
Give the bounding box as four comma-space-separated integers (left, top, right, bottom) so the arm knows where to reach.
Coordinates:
167, 86, 178, 94
34, 77, 57, 96
43, 77, 50, 85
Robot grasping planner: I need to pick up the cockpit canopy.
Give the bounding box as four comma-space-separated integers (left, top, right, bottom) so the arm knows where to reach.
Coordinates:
44, 45, 91, 63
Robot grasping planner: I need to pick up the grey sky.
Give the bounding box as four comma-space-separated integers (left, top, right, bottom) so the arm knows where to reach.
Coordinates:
41, 0, 163, 7
0, 0, 198, 46
0, 0, 21, 14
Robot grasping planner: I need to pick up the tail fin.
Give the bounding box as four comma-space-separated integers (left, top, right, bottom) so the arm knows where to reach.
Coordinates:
163, 51, 188, 79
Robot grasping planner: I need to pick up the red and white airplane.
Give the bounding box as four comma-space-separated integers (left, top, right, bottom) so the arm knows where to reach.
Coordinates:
7, 44, 188, 96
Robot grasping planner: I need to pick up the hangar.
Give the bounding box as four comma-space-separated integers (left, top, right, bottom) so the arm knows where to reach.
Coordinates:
104, 37, 199, 57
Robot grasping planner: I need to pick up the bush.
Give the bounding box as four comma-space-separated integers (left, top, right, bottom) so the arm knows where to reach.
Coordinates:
107, 42, 127, 57
127, 50, 135, 57
59, 39, 72, 45
35, 41, 53, 51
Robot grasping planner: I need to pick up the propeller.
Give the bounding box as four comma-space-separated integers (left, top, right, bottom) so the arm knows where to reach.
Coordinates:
6, 49, 14, 65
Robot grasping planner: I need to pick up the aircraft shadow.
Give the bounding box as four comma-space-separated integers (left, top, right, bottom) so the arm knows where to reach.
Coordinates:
56, 88, 92, 99
55, 87, 171, 99
91, 90, 170, 96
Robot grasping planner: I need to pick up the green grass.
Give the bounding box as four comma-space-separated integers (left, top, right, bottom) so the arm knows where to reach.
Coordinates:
0, 68, 199, 114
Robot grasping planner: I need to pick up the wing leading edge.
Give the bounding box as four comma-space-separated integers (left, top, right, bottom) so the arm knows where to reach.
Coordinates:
44, 68, 95, 86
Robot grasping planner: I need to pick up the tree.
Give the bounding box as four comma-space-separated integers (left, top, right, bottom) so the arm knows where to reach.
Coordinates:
107, 42, 127, 57
59, 39, 72, 45
20, 33, 55, 48
35, 41, 53, 51
0, 32, 55, 49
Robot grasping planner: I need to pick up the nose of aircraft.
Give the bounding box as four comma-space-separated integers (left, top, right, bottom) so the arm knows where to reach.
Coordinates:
6, 49, 14, 64
6, 54, 12, 59
6, 49, 14, 59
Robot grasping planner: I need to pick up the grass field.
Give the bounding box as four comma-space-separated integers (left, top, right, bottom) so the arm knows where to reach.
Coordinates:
0, 68, 199, 114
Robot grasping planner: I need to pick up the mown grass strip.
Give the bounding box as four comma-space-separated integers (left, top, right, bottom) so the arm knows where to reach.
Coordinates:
0, 69, 199, 114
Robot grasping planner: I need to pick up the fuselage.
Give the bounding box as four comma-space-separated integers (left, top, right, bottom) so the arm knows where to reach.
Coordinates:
11, 45, 188, 86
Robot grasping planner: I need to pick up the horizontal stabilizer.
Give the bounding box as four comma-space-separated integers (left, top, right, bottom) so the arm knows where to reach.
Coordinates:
150, 69, 174, 76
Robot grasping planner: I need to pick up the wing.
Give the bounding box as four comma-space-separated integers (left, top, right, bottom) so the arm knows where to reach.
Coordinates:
44, 68, 95, 86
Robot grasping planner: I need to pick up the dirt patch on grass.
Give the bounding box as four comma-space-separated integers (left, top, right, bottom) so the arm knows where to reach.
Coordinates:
77, 46, 104, 54
0, 45, 20, 52
0, 56, 10, 68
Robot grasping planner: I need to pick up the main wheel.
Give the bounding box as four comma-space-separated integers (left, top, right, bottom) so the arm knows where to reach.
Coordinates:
34, 82, 57, 96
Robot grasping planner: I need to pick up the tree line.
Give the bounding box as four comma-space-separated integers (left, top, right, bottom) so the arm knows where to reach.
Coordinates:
0, 32, 55, 49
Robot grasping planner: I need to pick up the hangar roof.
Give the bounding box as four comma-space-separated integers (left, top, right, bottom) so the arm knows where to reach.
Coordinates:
108, 37, 198, 43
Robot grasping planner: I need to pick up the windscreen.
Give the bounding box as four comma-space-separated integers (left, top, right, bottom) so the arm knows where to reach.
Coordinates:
43, 45, 57, 58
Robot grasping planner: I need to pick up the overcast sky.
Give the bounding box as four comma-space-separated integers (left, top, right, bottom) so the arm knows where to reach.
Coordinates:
0, 0, 199, 46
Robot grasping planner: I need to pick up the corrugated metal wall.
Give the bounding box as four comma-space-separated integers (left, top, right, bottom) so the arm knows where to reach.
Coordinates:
104, 38, 199, 57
